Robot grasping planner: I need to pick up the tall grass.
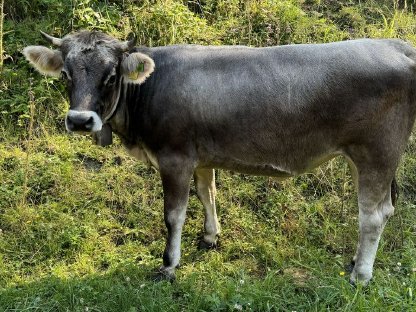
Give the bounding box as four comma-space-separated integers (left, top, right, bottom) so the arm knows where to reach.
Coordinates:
20, 78, 36, 208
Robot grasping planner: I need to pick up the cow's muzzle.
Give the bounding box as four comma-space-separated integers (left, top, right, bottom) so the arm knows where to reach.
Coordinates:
65, 110, 103, 132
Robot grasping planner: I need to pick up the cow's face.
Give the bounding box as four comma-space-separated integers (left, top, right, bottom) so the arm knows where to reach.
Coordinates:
23, 31, 155, 133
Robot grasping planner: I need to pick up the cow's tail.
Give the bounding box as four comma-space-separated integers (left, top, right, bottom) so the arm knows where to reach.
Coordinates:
391, 178, 399, 206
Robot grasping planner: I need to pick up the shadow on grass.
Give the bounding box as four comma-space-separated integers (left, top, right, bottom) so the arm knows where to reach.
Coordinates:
0, 263, 183, 312
2, 257, 416, 311
0, 260, 356, 312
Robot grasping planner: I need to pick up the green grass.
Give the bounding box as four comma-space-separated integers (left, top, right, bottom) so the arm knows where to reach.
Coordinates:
0, 127, 415, 311
1, 0, 416, 311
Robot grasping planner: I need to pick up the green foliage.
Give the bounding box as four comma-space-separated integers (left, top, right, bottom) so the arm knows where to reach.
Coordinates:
128, 0, 222, 46
4, 0, 68, 21
1, 0, 416, 311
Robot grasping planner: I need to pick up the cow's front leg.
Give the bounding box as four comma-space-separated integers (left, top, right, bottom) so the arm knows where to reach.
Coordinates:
194, 168, 221, 249
158, 157, 194, 280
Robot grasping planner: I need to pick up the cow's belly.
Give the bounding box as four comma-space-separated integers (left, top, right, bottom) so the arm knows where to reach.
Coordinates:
201, 150, 342, 178
125, 142, 342, 179
207, 161, 295, 178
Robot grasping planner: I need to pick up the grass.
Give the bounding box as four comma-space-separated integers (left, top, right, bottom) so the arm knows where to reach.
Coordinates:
0, 126, 415, 311
1, 0, 416, 311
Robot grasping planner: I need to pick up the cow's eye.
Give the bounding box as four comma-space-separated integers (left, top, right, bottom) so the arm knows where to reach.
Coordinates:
106, 74, 117, 86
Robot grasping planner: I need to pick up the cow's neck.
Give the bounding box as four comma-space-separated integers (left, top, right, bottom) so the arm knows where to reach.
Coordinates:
108, 82, 145, 148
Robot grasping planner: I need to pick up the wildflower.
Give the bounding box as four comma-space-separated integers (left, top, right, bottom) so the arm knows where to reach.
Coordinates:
339, 271, 345, 276
394, 262, 402, 272
234, 303, 243, 311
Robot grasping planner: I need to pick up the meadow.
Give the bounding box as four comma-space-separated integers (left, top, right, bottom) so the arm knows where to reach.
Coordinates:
1, 0, 416, 311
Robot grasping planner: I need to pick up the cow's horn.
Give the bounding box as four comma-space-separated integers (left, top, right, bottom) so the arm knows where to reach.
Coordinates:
120, 34, 137, 51
40, 31, 63, 46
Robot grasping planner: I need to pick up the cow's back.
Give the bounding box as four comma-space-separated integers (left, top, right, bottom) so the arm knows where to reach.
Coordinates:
132, 39, 416, 176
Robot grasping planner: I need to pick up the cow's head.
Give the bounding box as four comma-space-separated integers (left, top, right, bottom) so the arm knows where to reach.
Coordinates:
23, 30, 155, 136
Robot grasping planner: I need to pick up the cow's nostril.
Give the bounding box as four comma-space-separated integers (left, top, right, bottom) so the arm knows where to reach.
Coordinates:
66, 113, 97, 132
85, 117, 94, 130
66, 117, 74, 130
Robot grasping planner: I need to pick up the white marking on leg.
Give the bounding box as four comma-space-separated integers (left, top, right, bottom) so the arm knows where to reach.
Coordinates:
166, 210, 186, 269
351, 188, 394, 284
159, 161, 194, 277
195, 168, 220, 244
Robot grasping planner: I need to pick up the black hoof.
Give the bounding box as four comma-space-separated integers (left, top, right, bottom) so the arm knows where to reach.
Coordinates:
152, 268, 176, 282
349, 277, 371, 289
345, 260, 355, 274
198, 239, 218, 250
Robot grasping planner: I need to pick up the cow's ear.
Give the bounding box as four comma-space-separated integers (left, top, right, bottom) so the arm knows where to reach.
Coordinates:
121, 52, 155, 84
23, 46, 63, 77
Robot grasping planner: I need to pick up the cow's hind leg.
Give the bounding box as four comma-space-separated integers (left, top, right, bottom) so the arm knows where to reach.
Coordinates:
194, 168, 221, 249
157, 157, 194, 280
349, 164, 396, 285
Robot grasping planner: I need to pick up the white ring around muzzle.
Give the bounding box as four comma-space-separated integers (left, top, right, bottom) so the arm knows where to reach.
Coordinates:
65, 110, 103, 132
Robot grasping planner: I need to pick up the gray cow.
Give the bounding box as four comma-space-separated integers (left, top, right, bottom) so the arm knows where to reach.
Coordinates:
23, 30, 416, 284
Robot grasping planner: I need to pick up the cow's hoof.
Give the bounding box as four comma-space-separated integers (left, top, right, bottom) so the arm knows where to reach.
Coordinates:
349, 270, 371, 287
153, 268, 176, 282
345, 260, 355, 274
198, 239, 218, 250
349, 278, 371, 288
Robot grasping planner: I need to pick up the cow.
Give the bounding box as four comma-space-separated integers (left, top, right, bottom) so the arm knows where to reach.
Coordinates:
23, 30, 416, 284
